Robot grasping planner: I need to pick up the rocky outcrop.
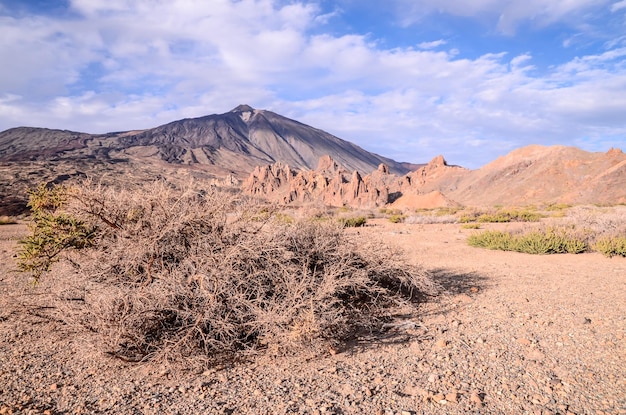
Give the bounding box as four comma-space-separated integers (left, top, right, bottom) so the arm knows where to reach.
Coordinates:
241, 155, 462, 209
242, 162, 296, 202
242, 145, 626, 208
242, 156, 396, 207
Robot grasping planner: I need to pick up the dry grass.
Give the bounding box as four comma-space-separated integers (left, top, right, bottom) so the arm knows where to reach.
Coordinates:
20, 181, 438, 366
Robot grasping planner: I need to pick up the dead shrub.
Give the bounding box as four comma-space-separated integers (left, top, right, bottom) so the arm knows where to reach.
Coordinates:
20, 180, 437, 365
404, 214, 457, 224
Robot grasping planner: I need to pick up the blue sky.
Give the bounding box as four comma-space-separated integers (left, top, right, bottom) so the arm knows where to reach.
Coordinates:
1, 0, 625, 168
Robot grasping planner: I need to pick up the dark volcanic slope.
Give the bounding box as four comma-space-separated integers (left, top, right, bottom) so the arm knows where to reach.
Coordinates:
0, 127, 91, 162
0, 105, 411, 176
117, 105, 409, 175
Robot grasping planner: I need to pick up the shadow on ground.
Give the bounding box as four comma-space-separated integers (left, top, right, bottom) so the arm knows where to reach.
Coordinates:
341, 267, 492, 353
428, 268, 491, 295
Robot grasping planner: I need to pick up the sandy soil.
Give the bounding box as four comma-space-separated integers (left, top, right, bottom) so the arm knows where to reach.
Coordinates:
1, 219, 624, 415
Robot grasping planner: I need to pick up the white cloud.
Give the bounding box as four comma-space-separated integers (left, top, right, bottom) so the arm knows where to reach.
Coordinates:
395, 0, 611, 34
611, 0, 626, 12
0, 0, 625, 168
417, 39, 447, 49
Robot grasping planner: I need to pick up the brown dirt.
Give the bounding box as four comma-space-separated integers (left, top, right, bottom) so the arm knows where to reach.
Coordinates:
1, 219, 624, 415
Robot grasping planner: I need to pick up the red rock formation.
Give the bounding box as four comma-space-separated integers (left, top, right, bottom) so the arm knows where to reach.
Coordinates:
241, 155, 459, 209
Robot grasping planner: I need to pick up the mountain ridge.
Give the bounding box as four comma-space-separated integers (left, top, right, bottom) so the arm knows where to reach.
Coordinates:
0, 105, 412, 176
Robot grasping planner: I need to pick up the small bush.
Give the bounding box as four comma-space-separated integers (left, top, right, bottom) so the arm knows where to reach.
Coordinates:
461, 208, 544, 224
594, 236, 626, 257
476, 209, 543, 223
18, 182, 436, 365
434, 207, 462, 216
476, 213, 511, 223
544, 203, 571, 212
17, 184, 96, 282
467, 230, 514, 250
338, 216, 367, 228
388, 214, 406, 224
468, 227, 588, 254
461, 223, 481, 229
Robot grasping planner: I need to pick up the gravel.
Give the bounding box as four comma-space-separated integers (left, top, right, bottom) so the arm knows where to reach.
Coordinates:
1, 221, 625, 414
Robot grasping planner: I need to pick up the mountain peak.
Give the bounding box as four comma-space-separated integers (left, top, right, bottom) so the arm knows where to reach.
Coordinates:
230, 104, 255, 113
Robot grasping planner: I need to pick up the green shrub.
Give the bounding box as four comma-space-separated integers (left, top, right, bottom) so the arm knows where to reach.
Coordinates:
459, 215, 476, 223
467, 230, 514, 250
468, 227, 588, 254
476, 213, 511, 223
338, 216, 367, 227
461, 223, 481, 229
509, 229, 587, 254
544, 203, 571, 212
475, 209, 543, 223
388, 214, 406, 224
594, 236, 626, 257
434, 207, 461, 216
17, 184, 96, 282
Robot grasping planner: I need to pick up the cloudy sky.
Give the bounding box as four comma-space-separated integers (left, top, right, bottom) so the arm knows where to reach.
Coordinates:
1, 0, 625, 168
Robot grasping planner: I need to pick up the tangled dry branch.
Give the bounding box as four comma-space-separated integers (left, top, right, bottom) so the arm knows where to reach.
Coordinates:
20, 180, 437, 365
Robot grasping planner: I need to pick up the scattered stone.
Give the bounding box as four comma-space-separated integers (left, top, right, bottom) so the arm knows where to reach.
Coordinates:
432, 393, 446, 404
517, 338, 532, 346
445, 391, 459, 403
470, 392, 484, 404
435, 339, 448, 348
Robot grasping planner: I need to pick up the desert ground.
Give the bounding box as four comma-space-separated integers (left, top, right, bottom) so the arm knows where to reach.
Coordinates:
1, 215, 624, 415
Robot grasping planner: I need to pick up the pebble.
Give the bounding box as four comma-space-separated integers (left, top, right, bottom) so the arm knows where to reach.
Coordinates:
470, 392, 483, 404
445, 392, 458, 403
435, 339, 448, 348
432, 393, 446, 404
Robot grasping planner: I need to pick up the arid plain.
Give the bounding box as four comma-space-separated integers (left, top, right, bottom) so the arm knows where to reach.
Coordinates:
1, 208, 624, 415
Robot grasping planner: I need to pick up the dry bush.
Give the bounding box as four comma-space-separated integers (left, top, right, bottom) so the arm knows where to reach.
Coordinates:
22, 180, 437, 365
563, 205, 626, 236
404, 214, 457, 224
